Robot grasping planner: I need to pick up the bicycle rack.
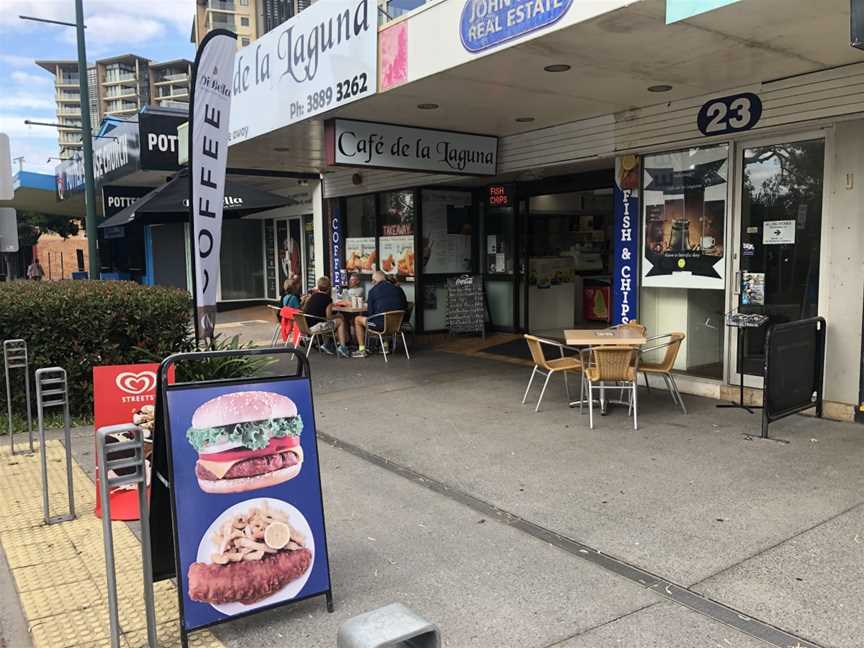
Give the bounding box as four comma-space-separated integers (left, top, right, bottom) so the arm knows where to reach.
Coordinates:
35, 367, 75, 524
3, 339, 33, 455
96, 424, 157, 648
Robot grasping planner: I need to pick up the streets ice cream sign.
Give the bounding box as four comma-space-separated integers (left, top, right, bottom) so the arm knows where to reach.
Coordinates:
461, 0, 573, 52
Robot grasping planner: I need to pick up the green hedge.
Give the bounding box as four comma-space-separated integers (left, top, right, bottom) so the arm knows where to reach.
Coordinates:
0, 280, 191, 420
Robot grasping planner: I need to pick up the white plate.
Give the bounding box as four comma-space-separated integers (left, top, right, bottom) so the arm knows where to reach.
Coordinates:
194, 497, 315, 615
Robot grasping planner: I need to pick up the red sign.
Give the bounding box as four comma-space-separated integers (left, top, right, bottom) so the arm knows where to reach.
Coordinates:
93, 364, 163, 520
488, 184, 511, 207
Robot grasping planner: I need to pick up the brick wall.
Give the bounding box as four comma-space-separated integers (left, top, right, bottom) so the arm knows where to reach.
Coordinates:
34, 232, 89, 280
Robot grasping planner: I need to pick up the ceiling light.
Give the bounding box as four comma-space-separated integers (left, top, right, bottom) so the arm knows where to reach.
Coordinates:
544, 64, 571, 72
515, 117, 535, 123
647, 84, 673, 93
417, 103, 439, 110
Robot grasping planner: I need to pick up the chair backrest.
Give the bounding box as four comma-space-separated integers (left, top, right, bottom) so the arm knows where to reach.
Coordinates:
380, 310, 405, 336
656, 332, 685, 372
404, 302, 415, 322
293, 312, 313, 336
267, 304, 281, 323
621, 320, 647, 336
523, 335, 548, 368
592, 346, 638, 382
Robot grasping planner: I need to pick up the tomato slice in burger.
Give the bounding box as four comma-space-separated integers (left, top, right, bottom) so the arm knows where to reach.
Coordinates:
202, 435, 299, 463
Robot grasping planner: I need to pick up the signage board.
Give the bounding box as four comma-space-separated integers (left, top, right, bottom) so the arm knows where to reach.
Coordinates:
763, 219, 795, 245
55, 120, 140, 200
0, 133, 12, 201
460, 0, 574, 52
229, 0, 377, 145
327, 119, 498, 176
697, 93, 762, 137
0, 208, 18, 253
666, 0, 741, 23
102, 185, 154, 220
329, 204, 345, 289
487, 184, 512, 207
612, 155, 639, 325
139, 111, 187, 171
93, 364, 162, 520
163, 374, 332, 634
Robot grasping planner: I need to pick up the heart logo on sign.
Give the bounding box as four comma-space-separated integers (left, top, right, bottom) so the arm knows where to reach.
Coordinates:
115, 371, 157, 395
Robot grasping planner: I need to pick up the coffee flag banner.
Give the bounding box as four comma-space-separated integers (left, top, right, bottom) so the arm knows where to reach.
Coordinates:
190, 29, 236, 341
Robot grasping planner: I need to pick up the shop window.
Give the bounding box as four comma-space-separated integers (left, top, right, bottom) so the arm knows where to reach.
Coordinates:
378, 190, 415, 279
345, 194, 376, 276
220, 220, 264, 300
240, 16, 250, 26
640, 145, 729, 380
241, 37, 251, 46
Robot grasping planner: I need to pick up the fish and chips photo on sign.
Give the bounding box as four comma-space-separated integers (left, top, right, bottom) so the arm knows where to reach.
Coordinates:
165, 379, 331, 630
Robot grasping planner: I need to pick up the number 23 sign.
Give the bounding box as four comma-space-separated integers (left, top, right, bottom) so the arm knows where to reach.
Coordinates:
698, 92, 763, 136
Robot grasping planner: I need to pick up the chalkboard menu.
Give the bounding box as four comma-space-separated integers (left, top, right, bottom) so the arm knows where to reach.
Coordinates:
264, 220, 277, 299
447, 275, 485, 337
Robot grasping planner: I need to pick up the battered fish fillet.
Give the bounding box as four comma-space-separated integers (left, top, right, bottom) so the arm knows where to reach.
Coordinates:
188, 548, 312, 605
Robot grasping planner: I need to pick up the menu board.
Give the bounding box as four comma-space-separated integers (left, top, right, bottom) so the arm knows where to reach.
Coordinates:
422, 191, 472, 274
345, 237, 377, 273
165, 378, 331, 632
264, 220, 277, 300
446, 275, 485, 336
380, 236, 415, 276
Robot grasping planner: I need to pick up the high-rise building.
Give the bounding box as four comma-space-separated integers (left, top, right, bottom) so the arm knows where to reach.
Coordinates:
148, 60, 193, 109
36, 55, 192, 159
192, 0, 309, 49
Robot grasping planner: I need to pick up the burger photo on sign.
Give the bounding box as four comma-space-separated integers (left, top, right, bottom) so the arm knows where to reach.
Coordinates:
186, 391, 304, 494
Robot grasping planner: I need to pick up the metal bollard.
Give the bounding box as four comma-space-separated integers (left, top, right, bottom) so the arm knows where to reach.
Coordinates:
3, 339, 33, 454
35, 367, 75, 524
96, 424, 157, 648
337, 603, 441, 648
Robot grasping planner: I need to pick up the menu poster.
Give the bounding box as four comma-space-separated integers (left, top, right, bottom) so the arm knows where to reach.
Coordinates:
165, 379, 331, 632
379, 235, 415, 276
345, 237, 377, 273
422, 191, 472, 274
642, 145, 728, 290
741, 272, 765, 306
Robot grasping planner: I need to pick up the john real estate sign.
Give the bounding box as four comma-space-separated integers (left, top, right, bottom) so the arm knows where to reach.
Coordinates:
229, 0, 377, 145
326, 119, 498, 176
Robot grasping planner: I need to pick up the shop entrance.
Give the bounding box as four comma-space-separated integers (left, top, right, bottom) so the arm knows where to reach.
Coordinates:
730, 135, 826, 384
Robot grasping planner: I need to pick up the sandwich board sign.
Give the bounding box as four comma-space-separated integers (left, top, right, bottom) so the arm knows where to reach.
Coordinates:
150, 347, 332, 644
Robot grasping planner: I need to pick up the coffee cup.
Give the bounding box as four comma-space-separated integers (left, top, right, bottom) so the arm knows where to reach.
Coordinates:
701, 236, 716, 249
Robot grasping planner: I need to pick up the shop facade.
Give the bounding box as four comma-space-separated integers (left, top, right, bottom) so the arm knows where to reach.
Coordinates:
320, 62, 864, 420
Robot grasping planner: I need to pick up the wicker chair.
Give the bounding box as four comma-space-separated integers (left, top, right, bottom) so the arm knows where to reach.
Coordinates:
365, 310, 408, 362
267, 305, 282, 346
293, 312, 338, 358
611, 320, 647, 336
639, 332, 687, 414
522, 335, 583, 413
580, 346, 640, 430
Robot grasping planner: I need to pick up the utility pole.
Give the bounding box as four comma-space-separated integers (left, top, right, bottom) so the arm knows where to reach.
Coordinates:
75, 0, 99, 279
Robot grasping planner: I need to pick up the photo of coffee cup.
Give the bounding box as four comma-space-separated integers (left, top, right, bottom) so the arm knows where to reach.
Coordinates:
701, 236, 716, 249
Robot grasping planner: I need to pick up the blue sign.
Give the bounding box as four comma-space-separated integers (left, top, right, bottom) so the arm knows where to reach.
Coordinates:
165, 378, 331, 632
460, 0, 573, 53
330, 205, 344, 289
697, 93, 762, 137
666, 0, 741, 23
612, 157, 639, 325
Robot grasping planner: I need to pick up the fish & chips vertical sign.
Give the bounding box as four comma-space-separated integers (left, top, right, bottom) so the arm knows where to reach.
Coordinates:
612, 155, 639, 325
190, 30, 235, 341
461, 0, 574, 52
229, 0, 377, 145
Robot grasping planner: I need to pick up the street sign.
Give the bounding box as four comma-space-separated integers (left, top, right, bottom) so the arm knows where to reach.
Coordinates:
0, 208, 19, 253
0, 134, 12, 201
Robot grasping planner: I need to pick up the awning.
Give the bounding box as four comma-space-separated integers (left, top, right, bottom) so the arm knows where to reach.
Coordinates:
98, 169, 296, 229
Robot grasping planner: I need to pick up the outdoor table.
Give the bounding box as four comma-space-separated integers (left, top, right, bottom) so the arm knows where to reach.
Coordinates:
564, 328, 647, 413
332, 304, 367, 315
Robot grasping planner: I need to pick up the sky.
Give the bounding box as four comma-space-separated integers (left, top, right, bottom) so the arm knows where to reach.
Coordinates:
0, 0, 196, 174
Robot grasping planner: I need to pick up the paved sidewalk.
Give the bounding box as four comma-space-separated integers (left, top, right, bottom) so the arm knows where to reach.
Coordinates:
1, 349, 861, 647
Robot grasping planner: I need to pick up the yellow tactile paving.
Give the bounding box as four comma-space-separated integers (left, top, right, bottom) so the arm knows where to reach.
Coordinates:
0, 440, 227, 648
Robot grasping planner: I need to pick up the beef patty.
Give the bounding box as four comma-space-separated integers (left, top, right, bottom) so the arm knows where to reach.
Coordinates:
196, 449, 300, 481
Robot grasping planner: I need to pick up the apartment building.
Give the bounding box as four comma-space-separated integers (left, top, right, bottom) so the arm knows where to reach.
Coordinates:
148, 60, 192, 109
36, 55, 192, 159
192, 0, 303, 48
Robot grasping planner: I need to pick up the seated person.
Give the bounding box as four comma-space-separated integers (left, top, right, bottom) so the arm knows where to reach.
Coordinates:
346, 273, 365, 301
303, 276, 350, 358
353, 271, 408, 357
281, 278, 302, 309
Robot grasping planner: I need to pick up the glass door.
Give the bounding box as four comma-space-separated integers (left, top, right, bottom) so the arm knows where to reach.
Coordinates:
731, 135, 826, 384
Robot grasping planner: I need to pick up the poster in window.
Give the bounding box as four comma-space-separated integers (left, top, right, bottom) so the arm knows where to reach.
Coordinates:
422, 191, 472, 274
379, 236, 415, 276
642, 145, 727, 289
345, 237, 377, 273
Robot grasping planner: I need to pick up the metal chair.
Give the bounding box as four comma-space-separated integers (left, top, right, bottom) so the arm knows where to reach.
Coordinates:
399, 302, 415, 347
522, 335, 582, 412
639, 332, 687, 414
581, 346, 640, 430
365, 310, 409, 362
294, 312, 338, 357
610, 320, 647, 336
267, 305, 283, 346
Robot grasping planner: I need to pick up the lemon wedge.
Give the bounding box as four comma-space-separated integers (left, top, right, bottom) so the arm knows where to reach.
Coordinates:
264, 521, 291, 550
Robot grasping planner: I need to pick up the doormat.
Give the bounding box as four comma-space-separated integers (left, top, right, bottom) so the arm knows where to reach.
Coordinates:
479, 338, 534, 360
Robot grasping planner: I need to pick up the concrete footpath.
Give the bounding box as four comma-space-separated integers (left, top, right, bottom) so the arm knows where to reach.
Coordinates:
1, 349, 863, 647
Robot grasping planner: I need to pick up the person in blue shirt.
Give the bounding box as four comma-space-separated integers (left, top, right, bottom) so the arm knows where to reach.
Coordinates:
281, 277, 302, 309
352, 271, 407, 357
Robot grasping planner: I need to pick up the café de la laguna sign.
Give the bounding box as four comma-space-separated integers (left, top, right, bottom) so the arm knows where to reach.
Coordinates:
460, 0, 574, 52
326, 119, 498, 176
228, 0, 377, 145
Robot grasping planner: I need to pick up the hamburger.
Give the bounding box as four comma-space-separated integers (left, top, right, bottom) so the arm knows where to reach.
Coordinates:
186, 391, 303, 494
